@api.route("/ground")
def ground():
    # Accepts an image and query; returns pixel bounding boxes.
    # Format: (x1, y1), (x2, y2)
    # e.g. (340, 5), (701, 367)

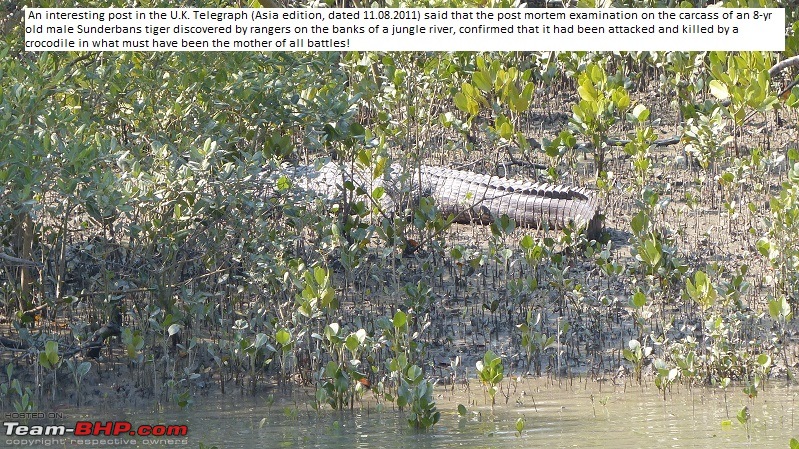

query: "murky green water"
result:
(12, 379), (799, 448)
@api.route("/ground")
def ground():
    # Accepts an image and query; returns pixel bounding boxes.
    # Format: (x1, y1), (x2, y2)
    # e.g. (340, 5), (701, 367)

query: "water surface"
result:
(18, 379), (799, 448)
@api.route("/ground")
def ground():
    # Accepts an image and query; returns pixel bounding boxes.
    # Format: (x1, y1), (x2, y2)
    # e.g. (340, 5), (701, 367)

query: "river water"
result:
(9, 378), (798, 448)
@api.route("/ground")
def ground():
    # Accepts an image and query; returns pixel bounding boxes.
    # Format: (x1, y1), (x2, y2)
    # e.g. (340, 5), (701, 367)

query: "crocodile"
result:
(279, 162), (602, 238)
(419, 165), (601, 238)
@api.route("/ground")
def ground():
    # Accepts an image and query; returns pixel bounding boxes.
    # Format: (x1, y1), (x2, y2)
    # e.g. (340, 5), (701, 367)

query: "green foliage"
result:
(456, 56), (535, 120)
(515, 416), (526, 437)
(517, 311), (555, 375)
(543, 130), (578, 175)
(769, 296), (792, 321)
(758, 158), (799, 314)
(382, 350), (439, 430)
(404, 281), (434, 314)
(297, 266), (337, 317)
(623, 104), (656, 188)
(708, 51), (778, 128)
(682, 108), (732, 170)
(1, 364), (35, 412)
(400, 365), (440, 430)
(275, 327), (295, 382)
(319, 360), (351, 410)
(736, 405), (751, 438)
(684, 270), (717, 311)
(661, 51), (706, 120)
(65, 360), (91, 390)
(476, 350), (504, 409)
(623, 339), (652, 382)
(38, 340), (60, 371)
(653, 358), (680, 399)
(570, 63), (630, 174)
(520, 234), (545, 269)
(122, 328), (145, 363)
(631, 290), (647, 308)
(628, 191), (688, 314)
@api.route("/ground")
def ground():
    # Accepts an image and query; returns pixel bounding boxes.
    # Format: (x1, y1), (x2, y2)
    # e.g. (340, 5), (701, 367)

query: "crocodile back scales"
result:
(275, 162), (601, 238)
